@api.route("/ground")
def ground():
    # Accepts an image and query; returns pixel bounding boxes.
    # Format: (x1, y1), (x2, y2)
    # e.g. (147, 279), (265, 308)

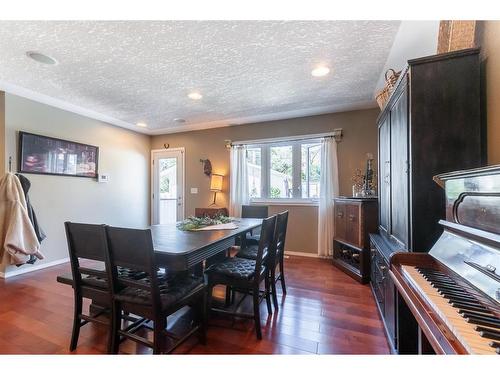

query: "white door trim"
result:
(151, 148), (185, 224)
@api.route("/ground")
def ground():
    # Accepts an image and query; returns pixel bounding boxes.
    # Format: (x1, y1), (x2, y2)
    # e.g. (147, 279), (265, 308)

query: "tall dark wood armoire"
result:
(369, 48), (484, 353)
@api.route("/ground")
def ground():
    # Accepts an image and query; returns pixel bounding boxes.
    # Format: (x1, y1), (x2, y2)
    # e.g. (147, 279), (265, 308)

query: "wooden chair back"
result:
(64, 222), (109, 289)
(242, 205), (268, 218)
(105, 226), (161, 311)
(254, 215), (277, 280)
(274, 211), (289, 264)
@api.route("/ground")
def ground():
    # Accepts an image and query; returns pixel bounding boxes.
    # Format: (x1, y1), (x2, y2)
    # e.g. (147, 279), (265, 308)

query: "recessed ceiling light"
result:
(26, 51), (58, 65)
(188, 92), (203, 100)
(311, 66), (330, 77)
(136, 122), (148, 128)
(173, 118), (186, 124)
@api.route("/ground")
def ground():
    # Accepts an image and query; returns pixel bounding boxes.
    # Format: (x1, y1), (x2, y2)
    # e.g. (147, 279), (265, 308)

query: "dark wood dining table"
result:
(57, 218), (262, 284)
(56, 218), (262, 313)
(151, 218), (262, 272)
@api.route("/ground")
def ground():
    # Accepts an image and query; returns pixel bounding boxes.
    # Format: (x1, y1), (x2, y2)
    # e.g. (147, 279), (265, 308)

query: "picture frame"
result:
(18, 131), (99, 179)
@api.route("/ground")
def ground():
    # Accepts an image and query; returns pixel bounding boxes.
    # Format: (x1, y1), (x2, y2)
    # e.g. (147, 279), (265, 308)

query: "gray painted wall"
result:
(2, 94), (151, 275)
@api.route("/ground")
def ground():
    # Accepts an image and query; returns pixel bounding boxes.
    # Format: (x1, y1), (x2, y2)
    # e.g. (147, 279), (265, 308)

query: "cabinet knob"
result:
(349, 214), (355, 221)
(337, 212), (344, 218)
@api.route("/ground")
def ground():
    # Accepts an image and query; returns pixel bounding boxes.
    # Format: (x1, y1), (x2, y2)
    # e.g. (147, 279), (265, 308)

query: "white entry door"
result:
(152, 149), (185, 224)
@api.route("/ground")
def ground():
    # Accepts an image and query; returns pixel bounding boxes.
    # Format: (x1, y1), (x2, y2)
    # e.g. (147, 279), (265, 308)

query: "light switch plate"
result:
(98, 173), (110, 183)
(190, 187), (198, 194)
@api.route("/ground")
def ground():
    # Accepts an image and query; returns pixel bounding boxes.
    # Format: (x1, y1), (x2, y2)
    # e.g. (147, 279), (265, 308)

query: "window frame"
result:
(246, 138), (322, 205)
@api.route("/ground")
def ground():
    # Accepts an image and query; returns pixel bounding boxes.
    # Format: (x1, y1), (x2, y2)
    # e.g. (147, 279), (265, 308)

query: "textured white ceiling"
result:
(0, 21), (400, 134)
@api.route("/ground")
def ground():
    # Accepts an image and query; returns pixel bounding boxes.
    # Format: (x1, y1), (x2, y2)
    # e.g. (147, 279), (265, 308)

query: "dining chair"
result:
(105, 226), (207, 354)
(236, 211), (289, 310)
(64, 222), (149, 353)
(204, 215), (277, 339)
(242, 204), (268, 238)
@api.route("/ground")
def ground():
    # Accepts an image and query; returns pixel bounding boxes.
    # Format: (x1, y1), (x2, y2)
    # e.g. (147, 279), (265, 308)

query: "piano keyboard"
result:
(401, 265), (500, 355)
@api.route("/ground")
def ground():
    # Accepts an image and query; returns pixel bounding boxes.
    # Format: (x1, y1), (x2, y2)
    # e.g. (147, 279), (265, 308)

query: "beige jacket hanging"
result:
(0, 173), (43, 265)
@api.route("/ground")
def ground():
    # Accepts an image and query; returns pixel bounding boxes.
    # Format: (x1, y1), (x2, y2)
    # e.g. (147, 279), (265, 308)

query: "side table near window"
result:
(194, 207), (229, 218)
(332, 197), (378, 284)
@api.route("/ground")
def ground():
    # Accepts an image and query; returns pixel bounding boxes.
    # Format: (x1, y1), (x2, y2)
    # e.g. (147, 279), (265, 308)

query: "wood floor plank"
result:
(0, 255), (390, 354)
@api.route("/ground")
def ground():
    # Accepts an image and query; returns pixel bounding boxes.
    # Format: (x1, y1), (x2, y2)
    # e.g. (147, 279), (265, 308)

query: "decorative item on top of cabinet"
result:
(333, 197), (378, 284)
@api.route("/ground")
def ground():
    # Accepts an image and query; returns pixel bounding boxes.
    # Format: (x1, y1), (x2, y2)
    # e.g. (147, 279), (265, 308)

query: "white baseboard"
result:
(284, 251), (319, 258)
(0, 257), (70, 279)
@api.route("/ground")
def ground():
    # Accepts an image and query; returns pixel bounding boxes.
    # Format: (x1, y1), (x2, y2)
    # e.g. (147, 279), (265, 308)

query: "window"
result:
(270, 145), (293, 198)
(246, 147), (262, 198)
(245, 139), (322, 201)
(301, 143), (321, 198)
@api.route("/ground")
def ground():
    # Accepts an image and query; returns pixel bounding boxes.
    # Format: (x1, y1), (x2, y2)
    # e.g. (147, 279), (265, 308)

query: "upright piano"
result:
(390, 165), (500, 354)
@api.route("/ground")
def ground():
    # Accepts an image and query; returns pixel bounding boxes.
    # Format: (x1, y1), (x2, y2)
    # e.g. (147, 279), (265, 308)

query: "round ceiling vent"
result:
(26, 51), (58, 65)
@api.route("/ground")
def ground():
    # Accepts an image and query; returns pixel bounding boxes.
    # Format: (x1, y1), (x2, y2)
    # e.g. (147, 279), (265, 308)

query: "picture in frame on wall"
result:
(18, 131), (99, 178)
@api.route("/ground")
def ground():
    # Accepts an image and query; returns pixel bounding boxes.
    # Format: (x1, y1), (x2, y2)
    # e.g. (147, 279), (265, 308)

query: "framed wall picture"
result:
(18, 131), (99, 178)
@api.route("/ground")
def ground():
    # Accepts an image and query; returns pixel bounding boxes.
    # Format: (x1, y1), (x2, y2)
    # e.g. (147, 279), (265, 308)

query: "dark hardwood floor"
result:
(0, 255), (390, 354)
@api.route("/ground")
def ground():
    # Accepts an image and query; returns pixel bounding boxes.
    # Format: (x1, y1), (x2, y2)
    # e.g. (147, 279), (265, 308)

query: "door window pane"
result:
(301, 144), (321, 198)
(270, 145), (293, 198)
(159, 157), (177, 224)
(247, 147), (261, 198)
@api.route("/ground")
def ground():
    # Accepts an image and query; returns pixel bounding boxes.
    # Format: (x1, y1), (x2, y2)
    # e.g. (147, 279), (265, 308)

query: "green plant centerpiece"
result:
(177, 214), (232, 231)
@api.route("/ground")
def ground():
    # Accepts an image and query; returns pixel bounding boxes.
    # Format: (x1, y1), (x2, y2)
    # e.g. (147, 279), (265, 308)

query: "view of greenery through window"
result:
(247, 147), (261, 198)
(246, 140), (321, 200)
(159, 158), (176, 197)
(301, 144), (321, 198)
(270, 145), (293, 198)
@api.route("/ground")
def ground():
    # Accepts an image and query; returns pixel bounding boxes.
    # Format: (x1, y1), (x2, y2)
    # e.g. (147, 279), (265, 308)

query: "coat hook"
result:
(163, 143), (170, 149)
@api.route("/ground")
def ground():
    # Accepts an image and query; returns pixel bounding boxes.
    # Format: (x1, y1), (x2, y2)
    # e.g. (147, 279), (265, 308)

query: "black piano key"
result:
(438, 288), (478, 298)
(451, 301), (489, 312)
(467, 317), (500, 329)
(436, 286), (470, 296)
(423, 271), (452, 277)
(490, 341), (500, 349)
(426, 277), (463, 290)
(429, 282), (464, 292)
(459, 309), (497, 319)
(477, 327), (500, 341)
(441, 294), (480, 305)
(426, 278), (460, 287)
(424, 274), (455, 282)
(427, 275), (457, 282)
(461, 311), (500, 323)
(417, 268), (445, 275)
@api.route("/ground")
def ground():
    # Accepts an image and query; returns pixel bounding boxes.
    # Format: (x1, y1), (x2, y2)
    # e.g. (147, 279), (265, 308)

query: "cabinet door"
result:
(346, 204), (360, 247)
(334, 202), (347, 242)
(390, 89), (409, 247)
(378, 115), (391, 233)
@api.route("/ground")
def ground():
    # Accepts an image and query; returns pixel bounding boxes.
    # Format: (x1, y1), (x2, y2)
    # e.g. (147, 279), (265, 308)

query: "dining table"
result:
(57, 217), (262, 291)
(151, 217), (262, 272)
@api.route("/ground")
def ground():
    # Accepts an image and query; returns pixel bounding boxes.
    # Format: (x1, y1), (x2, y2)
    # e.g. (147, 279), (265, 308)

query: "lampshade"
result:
(210, 174), (223, 192)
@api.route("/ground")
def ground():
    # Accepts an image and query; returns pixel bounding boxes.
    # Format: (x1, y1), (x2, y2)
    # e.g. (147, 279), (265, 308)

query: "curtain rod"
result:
(231, 129), (343, 146)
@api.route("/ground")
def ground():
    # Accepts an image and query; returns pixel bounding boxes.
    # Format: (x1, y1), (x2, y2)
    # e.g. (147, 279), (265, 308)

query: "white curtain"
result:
(318, 137), (339, 257)
(229, 145), (249, 218)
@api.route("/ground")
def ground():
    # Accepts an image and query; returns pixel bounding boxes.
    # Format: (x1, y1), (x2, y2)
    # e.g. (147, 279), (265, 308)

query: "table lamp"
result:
(210, 174), (223, 206)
